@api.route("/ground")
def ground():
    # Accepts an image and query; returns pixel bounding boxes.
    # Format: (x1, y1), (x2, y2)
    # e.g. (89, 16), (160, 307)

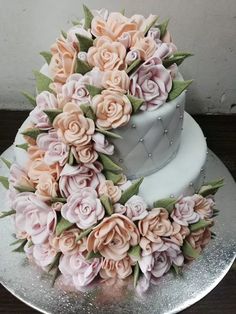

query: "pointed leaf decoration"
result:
(72, 19), (81, 26)
(153, 197), (177, 213)
(68, 148), (75, 166)
(144, 15), (159, 35)
(14, 185), (36, 193)
(76, 58), (92, 75)
(157, 19), (169, 38)
(198, 178), (224, 197)
(33, 70), (53, 93)
(12, 239), (27, 253)
(128, 245), (141, 261)
(51, 197), (67, 203)
(182, 240), (200, 259)
(0, 176), (9, 189)
(10, 238), (26, 246)
(95, 128), (122, 140)
(83, 5), (94, 30)
(21, 91), (36, 107)
(48, 252), (62, 272)
(1, 157), (12, 169)
(21, 128), (43, 140)
(61, 30), (67, 39)
(86, 251), (102, 260)
(80, 104), (96, 120)
(120, 8), (125, 15)
(40, 51), (52, 65)
(133, 263), (140, 287)
(104, 171), (123, 185)
(43, 109), (62, 124)
(119, 177), (144, 205)
(76, 227), (93, 242)
(56, 217), (74, 236)
(99, 153), (123, 173)
(126, 59), (142, 75)
(172, 264), (183, 276)
(127, 95), (144, 113)
(16, 143), (29, 151)
(51, 267), (61, 287)
(190, 219), (212, 232)
(167, 80), (193, 102)
(76, 34), (93, 52)
(100, 195), (113, 216)
(0, 209), (16, 219)
(163, 52), (193, 68)
(85, 84), (103, 97)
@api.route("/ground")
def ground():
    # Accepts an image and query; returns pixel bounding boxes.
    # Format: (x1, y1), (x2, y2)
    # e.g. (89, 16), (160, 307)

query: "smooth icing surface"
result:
(139, 113), (207, 205)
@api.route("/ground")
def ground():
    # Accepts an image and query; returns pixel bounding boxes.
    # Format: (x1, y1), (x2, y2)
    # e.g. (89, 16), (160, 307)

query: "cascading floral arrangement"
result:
(0, 5), (223, 293)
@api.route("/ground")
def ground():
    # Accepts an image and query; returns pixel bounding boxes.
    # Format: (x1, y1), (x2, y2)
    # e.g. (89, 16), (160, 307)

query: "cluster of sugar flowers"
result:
(0, 5), (223, 293)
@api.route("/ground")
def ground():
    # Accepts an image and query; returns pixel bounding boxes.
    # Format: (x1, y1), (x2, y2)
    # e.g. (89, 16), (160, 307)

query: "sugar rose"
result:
(171, 195), (200, 226)
(171, 222), (190, 246)
(66, 25), (92, 48)
(61, 187), (104, 229)
(131, 36), (157, 61)
(92, 90), (132, 130)
(87, 214), (140, 261)
(49, 38), (77, 84)
(53, 102), (95, 146)
(185, 228), (212, 260)
(58, 228), (87, 255)
(125, 195), (148, 221)
(35, 173), (58, 201)
(87, 36), (126, 71)
(102, 70), (130, 93)
(98, 180), (122, 203)
(73, 143), (98, 164)
(28, 157), (61, 183)
(130, 56), (172, 111)
(92, 132), (114, 155)
(33, 242), (57, 269)
(191, 194), (215, 220)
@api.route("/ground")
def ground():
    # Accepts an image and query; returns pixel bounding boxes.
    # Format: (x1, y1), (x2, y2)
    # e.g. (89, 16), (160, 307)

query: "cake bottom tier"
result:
(140, 113), (207, 205)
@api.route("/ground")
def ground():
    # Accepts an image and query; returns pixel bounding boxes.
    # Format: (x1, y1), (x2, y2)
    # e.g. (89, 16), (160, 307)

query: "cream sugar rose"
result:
(0, 5), (223, 294)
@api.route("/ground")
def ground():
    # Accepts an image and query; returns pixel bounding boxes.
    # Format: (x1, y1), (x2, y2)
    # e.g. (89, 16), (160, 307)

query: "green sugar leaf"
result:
(33, 70), (53, 93)
(119, 177), (144, 205)
(95, 128), (122, 140)
(157, 19), (170, 38)
(76, 33), (94, 52)
(120, 8), (125, 15)
(1, 157), (12, 169)
(127, 94), (144, 113)
(76, 227), (93, 242)
(85, 84), (103, 97)
(10, 238), (26, 246)
(0, 176), (9, 189)
(48, 252), (62, 273)
(83, 5), (94, 30)
(40, 51), (52, 65)
(144, 15), (159, 35)
(80, 103), (96, 120)
(167, 80), (193, 102)
(153, 197), (177, 213)
(172, 264), (183, 276)
(51, 267), (61, 287)
(198, 178), (224, 197)
(128, 245), (141, 261)
(99, 153), (123, 173)
(126, 59), (142, 75)
(163, 52), (193, 68)
(16, 143), (29, 151)
(133, 263), (140, 288)
(56, 217), (74, 236)
(100, 195), (113, 216)
(182, 240), (200, 259)
(12, 239), (27, 253)
(0, 209), (16, 219)
(43, 109), (62, 124)
(86, 251), (102, 260)
(190, 219), (212, 232)
(51, 197), (67, 203)
(21, 128), (42, 140)
(76, 58), (92, 75)
(104, 171), (123, 185)
(61, 29), (67, 39)
(68, 148), (75, 166)
(14, 185), (36, 193)
(21, 91), (36, 107)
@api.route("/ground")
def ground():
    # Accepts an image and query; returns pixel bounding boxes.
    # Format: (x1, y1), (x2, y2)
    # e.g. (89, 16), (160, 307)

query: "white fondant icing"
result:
(139, 113), (207, 205)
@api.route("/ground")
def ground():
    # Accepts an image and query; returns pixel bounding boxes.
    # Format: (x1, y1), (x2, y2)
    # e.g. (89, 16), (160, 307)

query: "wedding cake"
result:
(0, 6), (223, 293)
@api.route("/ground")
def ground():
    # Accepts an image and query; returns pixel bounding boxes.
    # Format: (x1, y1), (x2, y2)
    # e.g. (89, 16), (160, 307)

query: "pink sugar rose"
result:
(29, 91), (58, 130)
(92, 132), (114, 155)
(33, 241), (57, 269)
(37, 130), (69, 167)
(125, 195), (148, 221)
(61, 187), (105, 229)
(59, 162), (105, 198)
(171, 196), (200, 226)
(59, 252), (102, 288)
(191, 194), (215, 220)
(130, 56), (172, 111)
(12, 192), (57, 244)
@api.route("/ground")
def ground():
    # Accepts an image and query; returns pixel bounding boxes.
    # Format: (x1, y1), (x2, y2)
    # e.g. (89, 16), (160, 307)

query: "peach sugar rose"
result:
(87, 36), (126, 71)
(98, 180), (122, 203)
(92, 90), (132, 130)
(49, 38), (77, 84)
(53, 102), (95, 146)
(87, 214), (140, 261)
(131, 35), (157, 61)
(28, 157), (61, 183)
(35, 173), (58, 201)
(102, 70), (130, 93)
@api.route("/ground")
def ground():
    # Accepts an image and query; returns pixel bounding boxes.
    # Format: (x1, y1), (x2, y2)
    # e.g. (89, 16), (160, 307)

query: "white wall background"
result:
(0, 0), (236, 114)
